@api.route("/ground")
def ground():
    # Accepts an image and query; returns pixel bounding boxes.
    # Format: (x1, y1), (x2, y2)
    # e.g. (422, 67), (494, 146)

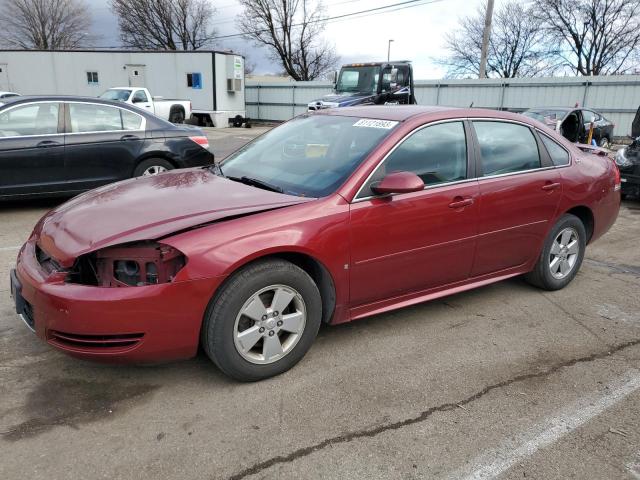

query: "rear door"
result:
(63, 102), (146, 190)
(470, 120), (562, 277)
(0, 102), (66, 197)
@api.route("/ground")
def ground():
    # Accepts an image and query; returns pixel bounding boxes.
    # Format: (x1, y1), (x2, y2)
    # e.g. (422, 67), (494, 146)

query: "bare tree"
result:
(0, 0), (94, 49)
(110, 0), (216, 50)
(442, 0), (556, 78)
(237, 0), (339, 81)
(534, 0), (640, 75)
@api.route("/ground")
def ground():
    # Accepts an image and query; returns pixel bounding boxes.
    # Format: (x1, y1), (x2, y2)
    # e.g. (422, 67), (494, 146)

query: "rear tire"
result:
(201, 259), (322, 381)
(133, 158), (174, 177)
(169, 109), (185, 124)
(525, 214), (586, 291)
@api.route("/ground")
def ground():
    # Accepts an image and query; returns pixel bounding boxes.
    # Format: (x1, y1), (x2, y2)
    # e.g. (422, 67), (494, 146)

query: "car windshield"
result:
(523, 109), (568, 124)
(100, 89), (132, 101)
(336, 66), (380, 94)
(221, 114), (399, 197)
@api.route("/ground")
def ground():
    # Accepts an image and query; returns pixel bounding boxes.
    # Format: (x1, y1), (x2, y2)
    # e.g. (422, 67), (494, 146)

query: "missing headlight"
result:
(67, 242), (186, 287)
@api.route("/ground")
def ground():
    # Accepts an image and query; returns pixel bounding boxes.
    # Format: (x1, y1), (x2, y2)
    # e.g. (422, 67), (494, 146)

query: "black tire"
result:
(169, 108), (185, 124)
(524, 214), (586, 291)
(133, 158), (174, 177)
(232, 115), (243, 128)
(201, 259), (322, 381)
(599, 137), (610, 149)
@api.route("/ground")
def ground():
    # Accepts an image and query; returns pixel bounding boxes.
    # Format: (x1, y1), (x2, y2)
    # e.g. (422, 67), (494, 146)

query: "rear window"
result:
(473, 121), (541, 176)
(540, 134), (570, 166)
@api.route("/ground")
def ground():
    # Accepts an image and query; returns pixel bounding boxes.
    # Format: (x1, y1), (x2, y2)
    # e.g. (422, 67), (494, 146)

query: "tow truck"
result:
(308, 61), (416, 111)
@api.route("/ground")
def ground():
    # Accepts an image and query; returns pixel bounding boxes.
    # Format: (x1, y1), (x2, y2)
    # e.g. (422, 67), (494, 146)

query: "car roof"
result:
(313, 105), (536, 124)
(0, 95), (141, 109)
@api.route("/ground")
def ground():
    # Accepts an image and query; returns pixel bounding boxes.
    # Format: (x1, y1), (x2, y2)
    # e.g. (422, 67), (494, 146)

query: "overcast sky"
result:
(86, 0), (503, 79)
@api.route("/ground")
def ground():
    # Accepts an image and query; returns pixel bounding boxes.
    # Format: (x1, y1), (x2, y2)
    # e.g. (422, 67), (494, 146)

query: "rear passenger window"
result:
(69, 104), (122, 133)
(121, 109), (143, 130)
(382, 121), (468, 186)
(473, 121), (541, 176)
(540, 135), (569, 166)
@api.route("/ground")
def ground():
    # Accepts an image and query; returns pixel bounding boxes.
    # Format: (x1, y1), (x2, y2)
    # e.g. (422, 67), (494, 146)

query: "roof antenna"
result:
(469, 102), (474, 108)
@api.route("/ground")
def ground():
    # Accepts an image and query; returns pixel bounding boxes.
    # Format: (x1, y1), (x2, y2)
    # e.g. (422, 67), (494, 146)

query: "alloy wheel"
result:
(549, 227), (580, 279)
(142, 165), (168, 176)
(233, 284), (307, 364)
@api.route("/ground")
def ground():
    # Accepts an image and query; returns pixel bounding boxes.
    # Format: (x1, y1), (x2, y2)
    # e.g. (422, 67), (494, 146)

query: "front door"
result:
(470, 120), (562, 276)
(131, 89), (153, 113)
(64, 102), (146, 190)
(0, 102), (66, 197)
(349, 121), (479, 306)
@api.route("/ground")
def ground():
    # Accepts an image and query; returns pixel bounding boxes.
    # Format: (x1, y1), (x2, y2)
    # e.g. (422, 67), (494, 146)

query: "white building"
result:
(0, 49), (246, 128)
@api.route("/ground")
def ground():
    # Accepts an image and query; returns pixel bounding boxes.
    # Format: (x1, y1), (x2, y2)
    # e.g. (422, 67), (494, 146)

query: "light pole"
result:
(387, 39), (394, 62)
(479, 0), (495, 78)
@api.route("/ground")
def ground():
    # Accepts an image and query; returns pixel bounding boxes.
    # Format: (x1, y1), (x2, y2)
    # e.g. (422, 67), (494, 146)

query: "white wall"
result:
(0, 50), (245, 114)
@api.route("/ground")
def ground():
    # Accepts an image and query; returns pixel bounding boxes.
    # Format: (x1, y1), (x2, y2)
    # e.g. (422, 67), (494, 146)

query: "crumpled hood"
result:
(310, 91), (374, 107)
(36, 168), (313, 267)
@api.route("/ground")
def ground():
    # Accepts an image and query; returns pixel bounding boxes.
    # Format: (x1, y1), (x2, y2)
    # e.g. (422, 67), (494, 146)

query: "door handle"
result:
(542, 182), (561, 191)
(448, 197), (474, 209)
(120, 134), (140, 141)
(36, 140), (60, 148)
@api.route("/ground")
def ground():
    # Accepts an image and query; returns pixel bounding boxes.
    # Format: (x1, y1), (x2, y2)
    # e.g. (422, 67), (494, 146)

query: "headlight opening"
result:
(69, 242), (186, 287)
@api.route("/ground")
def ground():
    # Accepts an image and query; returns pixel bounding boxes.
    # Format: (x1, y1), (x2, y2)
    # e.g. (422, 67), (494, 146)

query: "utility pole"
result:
(478, 0), (495, 79)
(387, 39), (394, 61)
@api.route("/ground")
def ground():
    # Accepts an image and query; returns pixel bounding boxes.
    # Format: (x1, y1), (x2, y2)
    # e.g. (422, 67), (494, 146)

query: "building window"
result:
(187, 73), (202, 89)
(87, 71), (99, 85)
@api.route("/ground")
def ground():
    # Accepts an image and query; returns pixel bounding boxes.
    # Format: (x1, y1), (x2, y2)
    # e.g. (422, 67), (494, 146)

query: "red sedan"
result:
(11, 106), (621, 381)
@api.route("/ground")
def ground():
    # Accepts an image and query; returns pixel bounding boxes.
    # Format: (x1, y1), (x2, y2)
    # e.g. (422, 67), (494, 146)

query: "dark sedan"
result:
(0, 96), (214, 199)
(523, 107), (615, 148)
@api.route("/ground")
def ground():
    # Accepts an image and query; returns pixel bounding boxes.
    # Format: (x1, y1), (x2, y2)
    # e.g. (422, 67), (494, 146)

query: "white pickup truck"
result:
(100, 87), (192, 124)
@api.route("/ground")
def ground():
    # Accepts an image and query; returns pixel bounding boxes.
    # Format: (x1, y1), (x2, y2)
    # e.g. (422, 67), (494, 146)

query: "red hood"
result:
(36, 168), (312, 267)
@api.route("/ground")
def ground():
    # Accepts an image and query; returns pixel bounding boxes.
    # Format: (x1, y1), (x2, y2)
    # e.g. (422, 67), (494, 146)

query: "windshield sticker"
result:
(353, 119), (399, 129)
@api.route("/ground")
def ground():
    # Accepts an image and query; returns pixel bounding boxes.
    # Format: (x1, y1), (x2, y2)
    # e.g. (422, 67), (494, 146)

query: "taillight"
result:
(189, 135), (209, 150)
(612, 159), (621, 191)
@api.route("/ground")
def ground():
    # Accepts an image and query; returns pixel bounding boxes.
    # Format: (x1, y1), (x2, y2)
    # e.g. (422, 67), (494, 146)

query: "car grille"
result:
(48, 331), (144, 350)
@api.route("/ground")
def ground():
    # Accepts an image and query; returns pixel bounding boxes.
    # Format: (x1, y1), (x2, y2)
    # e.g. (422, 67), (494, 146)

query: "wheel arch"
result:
(132, 153), (178, 175)
(212, 250), (337, 325)
(565, 205), (594, 243)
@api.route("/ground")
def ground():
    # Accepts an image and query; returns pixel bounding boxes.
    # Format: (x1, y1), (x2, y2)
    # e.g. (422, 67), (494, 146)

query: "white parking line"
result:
(0, 246), (20, 252)
(450, 370), (640, 480)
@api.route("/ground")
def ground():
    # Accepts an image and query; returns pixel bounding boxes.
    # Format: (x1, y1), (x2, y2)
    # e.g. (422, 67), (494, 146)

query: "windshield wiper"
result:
(226, 175), (284, 193)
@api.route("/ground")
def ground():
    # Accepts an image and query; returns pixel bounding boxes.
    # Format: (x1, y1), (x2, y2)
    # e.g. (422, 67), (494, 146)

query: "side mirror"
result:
(132, 97), (143, 103)
(371, 171), (424, 195)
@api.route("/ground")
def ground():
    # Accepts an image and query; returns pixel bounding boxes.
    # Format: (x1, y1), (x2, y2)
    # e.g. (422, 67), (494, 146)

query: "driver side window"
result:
(133, 90), (148, 103)
(359, 121), (467, 198)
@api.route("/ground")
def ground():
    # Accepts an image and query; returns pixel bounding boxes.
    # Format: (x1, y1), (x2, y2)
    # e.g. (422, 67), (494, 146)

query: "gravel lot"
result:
(1, 127), (639, 479)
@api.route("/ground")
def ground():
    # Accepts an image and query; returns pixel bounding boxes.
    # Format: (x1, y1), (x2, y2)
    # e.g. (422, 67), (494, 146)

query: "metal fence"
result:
(246, 75), (640, 137)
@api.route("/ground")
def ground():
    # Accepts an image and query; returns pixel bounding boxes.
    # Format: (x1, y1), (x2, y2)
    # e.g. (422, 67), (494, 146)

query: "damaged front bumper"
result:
(13, 239), (225, 363)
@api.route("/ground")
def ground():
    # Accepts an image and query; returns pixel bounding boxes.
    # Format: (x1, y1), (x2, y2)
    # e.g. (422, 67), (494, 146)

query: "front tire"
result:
(525, 214), (586, 291)
(201, 259), (322, 381)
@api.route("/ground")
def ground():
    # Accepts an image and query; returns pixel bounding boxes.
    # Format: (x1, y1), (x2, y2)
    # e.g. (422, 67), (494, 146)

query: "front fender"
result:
(163, 195), (351, 316)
